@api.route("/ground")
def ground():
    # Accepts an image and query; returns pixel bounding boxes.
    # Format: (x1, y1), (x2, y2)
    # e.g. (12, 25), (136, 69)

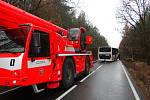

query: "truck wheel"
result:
(62, 58), (74, 88)
(85, 56), (90, 75)
(80, 32), (86, 51)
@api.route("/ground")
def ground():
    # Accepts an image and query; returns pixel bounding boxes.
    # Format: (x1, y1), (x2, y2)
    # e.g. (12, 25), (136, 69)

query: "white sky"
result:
(73, 0), (123, 48)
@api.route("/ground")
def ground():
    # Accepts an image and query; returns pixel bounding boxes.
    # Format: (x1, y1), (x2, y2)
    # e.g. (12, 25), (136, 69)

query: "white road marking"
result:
(55, 85), (77, 100)
(80, 71), (95, 83)
(56, 65), (103, 100)
(95, 65), (103, 71)
(0, 87), (21, 95)
(121, 63), (140, 100)
(80, 65), (103, 83)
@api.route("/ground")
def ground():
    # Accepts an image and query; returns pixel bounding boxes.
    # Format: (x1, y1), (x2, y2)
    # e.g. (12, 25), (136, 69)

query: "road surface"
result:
(0, 61), (144, 100)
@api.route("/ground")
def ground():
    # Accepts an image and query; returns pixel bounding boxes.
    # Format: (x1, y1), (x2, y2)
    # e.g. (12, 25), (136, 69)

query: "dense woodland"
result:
(4, 0), (108, 59)
(118, 0), (150, 64)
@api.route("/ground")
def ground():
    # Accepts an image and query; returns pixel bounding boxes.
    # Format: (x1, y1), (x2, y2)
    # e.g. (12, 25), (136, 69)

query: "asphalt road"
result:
(0, 61), (144, 100)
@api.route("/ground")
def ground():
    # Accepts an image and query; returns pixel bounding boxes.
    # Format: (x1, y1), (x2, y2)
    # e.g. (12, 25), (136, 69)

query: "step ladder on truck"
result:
(0, 1), (93, 93)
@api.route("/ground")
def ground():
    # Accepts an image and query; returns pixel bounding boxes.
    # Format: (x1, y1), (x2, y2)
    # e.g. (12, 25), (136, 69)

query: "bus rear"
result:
(98, 47), (119, 62)
(98, 47), (112, 62)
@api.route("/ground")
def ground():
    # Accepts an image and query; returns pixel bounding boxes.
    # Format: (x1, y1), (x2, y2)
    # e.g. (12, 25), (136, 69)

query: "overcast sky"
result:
(73, 0), (123, 48)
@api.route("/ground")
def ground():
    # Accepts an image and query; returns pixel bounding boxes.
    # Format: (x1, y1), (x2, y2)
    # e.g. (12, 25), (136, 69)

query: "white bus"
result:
(98, 47), (119, 62)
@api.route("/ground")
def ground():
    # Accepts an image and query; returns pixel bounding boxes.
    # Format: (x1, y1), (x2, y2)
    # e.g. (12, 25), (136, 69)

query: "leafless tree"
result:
(117, 0), (150, 30)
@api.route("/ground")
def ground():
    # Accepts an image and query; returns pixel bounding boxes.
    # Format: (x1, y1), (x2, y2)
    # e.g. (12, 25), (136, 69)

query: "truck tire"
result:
(80, 32), (86, 51)
(62, 58), (74, 88)
(85, 56), (90, 75)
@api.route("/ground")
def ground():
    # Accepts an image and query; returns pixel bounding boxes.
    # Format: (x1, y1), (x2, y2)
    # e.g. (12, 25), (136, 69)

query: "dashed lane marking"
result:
(56, 65), (103, 100)
(0, 87), (21, 95)
(55, 85), (77, 100)
(80, 70), (95, 83)
(80, 65), (103, 83)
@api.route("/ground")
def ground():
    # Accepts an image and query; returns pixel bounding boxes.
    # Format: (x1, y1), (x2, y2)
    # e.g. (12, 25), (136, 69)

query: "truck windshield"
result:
(100, 47), (111, 52)
(0, 27), (29, 53)
(68, 28), (80, 41)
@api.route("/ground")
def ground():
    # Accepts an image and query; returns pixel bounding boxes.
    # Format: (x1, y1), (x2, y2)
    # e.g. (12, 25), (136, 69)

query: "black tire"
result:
(62, 58), (74, 88)
(85, 56), (90, 75)
(80, 32), (86, 51)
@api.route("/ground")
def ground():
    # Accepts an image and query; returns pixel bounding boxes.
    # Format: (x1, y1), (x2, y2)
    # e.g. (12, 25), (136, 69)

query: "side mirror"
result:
(32, 33), (41, 47)
(68, 28), (80, 41)
(30, 32), (41, 56)
(86, 36), (92, 45)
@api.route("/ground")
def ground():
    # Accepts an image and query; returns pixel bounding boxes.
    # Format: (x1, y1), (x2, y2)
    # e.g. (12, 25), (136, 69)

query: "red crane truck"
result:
(0, 1), (93, 93)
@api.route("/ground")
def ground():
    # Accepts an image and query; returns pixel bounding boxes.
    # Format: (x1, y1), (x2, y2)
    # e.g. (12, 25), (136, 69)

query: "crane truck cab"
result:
(0, 24), (93, 93)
